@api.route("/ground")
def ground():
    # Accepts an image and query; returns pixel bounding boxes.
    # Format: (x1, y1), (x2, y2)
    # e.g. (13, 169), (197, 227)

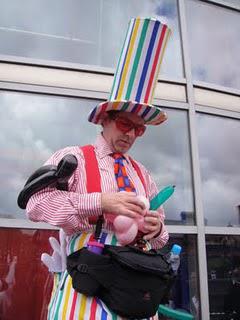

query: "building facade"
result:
(0, 0), (239, 319)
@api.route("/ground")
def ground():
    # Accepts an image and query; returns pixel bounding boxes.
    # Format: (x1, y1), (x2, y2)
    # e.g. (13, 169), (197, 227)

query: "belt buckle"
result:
(135, 239), (151, 252)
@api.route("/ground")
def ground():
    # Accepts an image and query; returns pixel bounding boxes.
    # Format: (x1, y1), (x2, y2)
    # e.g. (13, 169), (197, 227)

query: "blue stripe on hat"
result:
(88, 106), (97, 122)
(110, 20), (134, 100)
(135, 20), (160, 102)
(114, 19), (136, 100)
(141, 106), (152, 118)
(131, 103), (140, 113)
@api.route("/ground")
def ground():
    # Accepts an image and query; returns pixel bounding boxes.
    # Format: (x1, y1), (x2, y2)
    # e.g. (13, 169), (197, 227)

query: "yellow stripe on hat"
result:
(110, 18), (135, 100)
(116, 18), (140, 100)
(112, 101), (122, 110)
(150, 27), (171, 103)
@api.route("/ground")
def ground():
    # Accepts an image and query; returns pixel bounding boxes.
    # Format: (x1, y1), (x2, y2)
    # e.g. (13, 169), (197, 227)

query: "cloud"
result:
(0, 0), (183, 78)
(131, 108), (194, 222)
(0, 1), (239, 225)
(0, 92), (98, 218)
(197, 114), (240, 226)
(186, 0), (240, 89)
(1, 92), (239, 226)
(0, 92), (193, 222)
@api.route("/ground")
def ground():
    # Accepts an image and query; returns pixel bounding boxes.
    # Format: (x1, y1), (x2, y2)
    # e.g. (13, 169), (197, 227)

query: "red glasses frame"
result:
(114, 117), (146, 137)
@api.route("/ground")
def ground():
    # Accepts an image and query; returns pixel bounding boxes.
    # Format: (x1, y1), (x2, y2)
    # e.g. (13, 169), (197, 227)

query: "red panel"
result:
(0, 228), (58, 320)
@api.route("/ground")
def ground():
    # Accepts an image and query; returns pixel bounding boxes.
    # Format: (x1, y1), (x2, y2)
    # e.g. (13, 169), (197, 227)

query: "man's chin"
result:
(115, 144), (131, 154)
(113, 139), (134, 153)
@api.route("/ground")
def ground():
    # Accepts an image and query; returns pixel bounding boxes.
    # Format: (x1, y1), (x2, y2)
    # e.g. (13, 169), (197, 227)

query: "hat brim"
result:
(88, 100), (167, 126)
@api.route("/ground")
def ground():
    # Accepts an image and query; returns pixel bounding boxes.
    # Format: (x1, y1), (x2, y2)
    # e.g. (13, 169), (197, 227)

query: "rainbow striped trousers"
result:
(47, 231), (159, 320)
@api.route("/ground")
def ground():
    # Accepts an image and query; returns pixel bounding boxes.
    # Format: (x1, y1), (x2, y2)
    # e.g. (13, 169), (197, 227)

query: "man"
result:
(26, 17), (171, 319)
(26, 109), (168, 320)
(27, 110), (168, 244)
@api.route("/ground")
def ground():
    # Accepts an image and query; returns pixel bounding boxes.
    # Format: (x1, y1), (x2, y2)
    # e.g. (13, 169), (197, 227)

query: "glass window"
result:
(0, 0), (183, 78)
(163, 234), (200, 319)
(216, 0), (240, 6)
(206, 235), (240, 319)
(1, 92), (193, 224)
(197, 113), (240, 227)
(0, 229), (199, 320)
(0, 228), (58, 319)
(132, 108), (194, 225)
(186, 0), (240, 90)
(0, 91), (98, 219)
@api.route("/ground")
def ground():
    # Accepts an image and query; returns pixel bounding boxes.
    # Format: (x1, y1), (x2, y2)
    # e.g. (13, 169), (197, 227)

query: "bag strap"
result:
(80, 145), (103, 239)
(81, 145), (101, 193)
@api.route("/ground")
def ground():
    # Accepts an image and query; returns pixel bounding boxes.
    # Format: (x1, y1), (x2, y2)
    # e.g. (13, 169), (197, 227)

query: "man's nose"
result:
(126, 128), (136, 138)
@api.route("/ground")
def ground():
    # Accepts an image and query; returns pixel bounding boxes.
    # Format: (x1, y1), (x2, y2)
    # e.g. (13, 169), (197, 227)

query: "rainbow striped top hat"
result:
(88, 17), (171, 126)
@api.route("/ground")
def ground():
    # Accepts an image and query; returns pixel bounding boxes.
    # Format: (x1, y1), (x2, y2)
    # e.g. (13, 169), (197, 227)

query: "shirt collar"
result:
(94, 133), (130, 162)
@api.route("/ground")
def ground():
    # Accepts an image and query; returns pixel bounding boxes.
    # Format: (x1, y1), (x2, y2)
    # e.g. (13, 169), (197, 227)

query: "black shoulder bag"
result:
(67, 219), (175, 319)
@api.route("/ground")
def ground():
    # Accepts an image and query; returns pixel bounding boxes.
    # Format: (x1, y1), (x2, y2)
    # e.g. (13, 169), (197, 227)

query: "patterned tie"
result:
(112, 153), (146, 245)
(112, 153), (136, 192)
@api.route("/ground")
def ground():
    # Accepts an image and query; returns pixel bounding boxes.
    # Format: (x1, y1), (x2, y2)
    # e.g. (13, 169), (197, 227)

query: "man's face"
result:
(102, 112), (146, 154)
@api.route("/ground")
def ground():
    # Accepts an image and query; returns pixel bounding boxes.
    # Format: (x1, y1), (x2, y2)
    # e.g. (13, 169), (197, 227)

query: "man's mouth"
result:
(119, 139), (130, 146)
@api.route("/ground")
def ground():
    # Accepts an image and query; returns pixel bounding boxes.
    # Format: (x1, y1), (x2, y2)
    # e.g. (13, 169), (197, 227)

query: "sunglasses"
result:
(114, 117), (146, 137)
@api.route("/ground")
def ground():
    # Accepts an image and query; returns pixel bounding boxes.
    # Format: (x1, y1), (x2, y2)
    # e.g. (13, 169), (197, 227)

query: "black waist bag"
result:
(67, 245), (174, 319)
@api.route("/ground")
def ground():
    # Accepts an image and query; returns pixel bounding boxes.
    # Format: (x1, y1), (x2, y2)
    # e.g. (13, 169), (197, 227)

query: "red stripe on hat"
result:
(95, 103), (108, 123)
(144, 24), (167, 103)
(133, 103), (142, 114)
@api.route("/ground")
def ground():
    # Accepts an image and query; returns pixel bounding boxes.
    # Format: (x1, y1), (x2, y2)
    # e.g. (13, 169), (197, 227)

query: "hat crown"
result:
(88, 17), (171, 126)
(109, 17), (171, 105)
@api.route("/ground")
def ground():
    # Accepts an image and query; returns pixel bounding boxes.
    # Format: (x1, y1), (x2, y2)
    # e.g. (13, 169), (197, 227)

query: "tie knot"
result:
(112, 153), (124, 160)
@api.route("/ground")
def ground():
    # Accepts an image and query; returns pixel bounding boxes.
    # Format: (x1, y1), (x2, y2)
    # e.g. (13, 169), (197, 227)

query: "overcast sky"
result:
(0, 1), (239, 225)
(186, 0), (240, 89)
(1, 91), (239, 227)
(0, 92), (193, 223)
(0, 0), (239, 89)
(197, 114), (240, 226)
(0, 0), (182, 78)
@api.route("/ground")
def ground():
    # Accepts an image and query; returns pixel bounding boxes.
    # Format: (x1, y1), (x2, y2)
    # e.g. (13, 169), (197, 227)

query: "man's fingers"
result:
(144, 216), (159, 224)
(123, 209), (139, 219)
(143, 231), (157, 240)
(144, 224), (157, 232)
(125, 203), (145, 216)
(101, 192), (146, 218)
(125, 195), (146, 209)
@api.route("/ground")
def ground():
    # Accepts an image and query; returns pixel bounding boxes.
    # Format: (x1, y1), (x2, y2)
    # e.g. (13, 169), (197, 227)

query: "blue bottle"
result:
(169, 244), (182, 274)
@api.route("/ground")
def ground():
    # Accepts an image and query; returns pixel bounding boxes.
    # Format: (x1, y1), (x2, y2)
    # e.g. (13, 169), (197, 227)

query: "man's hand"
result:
(142, 210), (162, 240)
(101, 192), (145, 219)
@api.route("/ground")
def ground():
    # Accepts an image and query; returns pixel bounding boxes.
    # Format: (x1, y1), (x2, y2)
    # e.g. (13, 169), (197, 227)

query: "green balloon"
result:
(158, 304), (194, 320)
(150, 185), (175, 210)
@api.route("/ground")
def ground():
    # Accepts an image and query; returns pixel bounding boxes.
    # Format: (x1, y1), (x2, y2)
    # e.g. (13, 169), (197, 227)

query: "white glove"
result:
(41, 229), (67, 273)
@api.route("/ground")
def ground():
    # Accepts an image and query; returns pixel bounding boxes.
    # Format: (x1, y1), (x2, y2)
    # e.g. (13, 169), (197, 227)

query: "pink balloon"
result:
(115, 223), (138, 245)
(105, 196), (150, 245)
(113, 216), (134, 232)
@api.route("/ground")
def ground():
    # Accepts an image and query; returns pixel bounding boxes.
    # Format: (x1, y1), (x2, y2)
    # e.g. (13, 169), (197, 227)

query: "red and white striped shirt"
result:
(26, 134), (168, 249)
